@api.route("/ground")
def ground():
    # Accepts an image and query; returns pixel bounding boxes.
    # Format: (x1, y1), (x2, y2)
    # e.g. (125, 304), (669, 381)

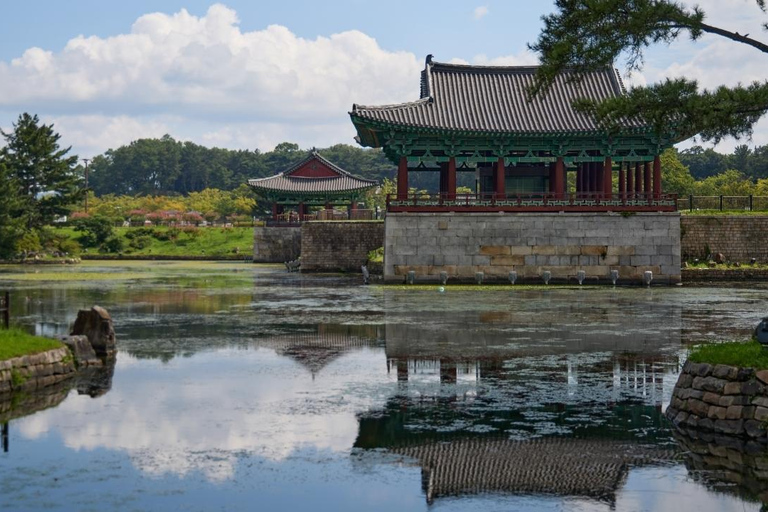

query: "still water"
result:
(1, 262), (767, 511)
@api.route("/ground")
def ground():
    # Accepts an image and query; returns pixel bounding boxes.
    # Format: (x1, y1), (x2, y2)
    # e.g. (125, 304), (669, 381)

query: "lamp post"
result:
(81, 158), (90, 213)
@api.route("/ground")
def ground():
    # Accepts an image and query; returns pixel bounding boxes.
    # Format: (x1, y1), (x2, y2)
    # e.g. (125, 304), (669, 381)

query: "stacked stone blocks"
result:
(0, 347), (75, 395)
(681, 216), (768, 262)
(666, 361), (768, 440)
(385, 212), (681, 283)
(301, 221), (384, 272)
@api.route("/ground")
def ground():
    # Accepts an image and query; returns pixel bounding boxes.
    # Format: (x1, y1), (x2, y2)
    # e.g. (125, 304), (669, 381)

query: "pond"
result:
(1, 262), (768, 511)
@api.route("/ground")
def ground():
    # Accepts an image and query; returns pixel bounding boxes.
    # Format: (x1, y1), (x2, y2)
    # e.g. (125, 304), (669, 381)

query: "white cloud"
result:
(0, 4), (421, 155)
(471, 49), (539, 66)
(473, 6), (489, 20)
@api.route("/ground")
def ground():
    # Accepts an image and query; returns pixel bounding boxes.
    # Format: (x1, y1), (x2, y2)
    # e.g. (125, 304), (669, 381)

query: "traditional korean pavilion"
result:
(248, 150), (378, 222)
(350, 55), (677, 212)
(347, 56), (682, 284)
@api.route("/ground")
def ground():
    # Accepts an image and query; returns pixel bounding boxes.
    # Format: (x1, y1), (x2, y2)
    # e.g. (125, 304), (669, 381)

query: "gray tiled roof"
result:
(393, 437), (673, 501)
(248, 151), (377, 194)
(351, 59), (645, 134)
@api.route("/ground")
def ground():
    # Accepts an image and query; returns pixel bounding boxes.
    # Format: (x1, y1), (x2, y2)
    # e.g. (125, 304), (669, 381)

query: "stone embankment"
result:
(0, 306), (116, 395)
(666, 361), (768, 441)
(0, 347), (76, 395)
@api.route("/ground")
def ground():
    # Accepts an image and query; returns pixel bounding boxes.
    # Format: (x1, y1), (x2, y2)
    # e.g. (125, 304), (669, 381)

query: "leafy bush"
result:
(125, 227), (156, 240)
(128, 235), (152, 250)
(74, 215), (114, 248)
(17, 230), (42, 254)
(100, 235), (125, 253)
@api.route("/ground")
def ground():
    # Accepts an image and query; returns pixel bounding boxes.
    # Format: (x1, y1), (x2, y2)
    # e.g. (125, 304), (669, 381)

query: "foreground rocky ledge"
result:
(666, 361), (768, 440)
(0, 306), (116, 396)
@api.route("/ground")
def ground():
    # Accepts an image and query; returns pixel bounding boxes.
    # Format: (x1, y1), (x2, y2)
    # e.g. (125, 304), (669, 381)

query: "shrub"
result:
(74, 215), (114, 248)
(128, 236), (152, 250)
(17, 231), (42, 254)
(100, 235), (125, 253)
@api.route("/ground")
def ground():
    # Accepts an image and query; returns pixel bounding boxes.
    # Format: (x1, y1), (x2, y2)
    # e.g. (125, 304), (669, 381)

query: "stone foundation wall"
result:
(301, 221), (384, 272)
(682, 268), (768, 282)
(0, 347), (75, 395)
(253, 226), (301, 263)
(666, 361), (768, 441)
(681, 216), (768, 262)
(384, 212), (681, 284)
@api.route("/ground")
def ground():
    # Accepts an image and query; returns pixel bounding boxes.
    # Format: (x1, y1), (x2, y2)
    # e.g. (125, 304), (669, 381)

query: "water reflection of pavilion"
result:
(253, 324), (383, 376)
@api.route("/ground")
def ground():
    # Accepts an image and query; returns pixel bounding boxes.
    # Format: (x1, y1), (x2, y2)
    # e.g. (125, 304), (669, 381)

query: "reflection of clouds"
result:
(16, 348), (393, 482)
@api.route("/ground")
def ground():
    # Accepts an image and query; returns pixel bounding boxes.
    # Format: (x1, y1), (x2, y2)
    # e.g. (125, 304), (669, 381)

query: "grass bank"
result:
(0, 328), (64, 361)
(54, 226), (253, 259)
(688, 341), (768, 369)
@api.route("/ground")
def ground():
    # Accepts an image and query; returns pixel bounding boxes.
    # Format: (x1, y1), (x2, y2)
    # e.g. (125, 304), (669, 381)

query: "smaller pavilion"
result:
(248, 150), (378, 223)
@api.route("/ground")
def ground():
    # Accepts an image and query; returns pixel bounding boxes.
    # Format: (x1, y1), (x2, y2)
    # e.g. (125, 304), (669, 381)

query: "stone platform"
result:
(384, 212), (681, 284)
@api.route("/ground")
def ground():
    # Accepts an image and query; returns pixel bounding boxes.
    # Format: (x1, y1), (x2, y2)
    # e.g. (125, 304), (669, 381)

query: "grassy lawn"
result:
(55, 226), (253, 258)
(0, 328), (64, 361)
(688, 341), (768, 369)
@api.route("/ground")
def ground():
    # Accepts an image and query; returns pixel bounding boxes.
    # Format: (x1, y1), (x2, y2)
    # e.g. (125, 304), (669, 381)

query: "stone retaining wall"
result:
(681, 216), (768, 262)
(666, 361), (768, 441)
(253, 226), (301, 263)
(301, 221), (384, 272)
(682, 268), (768, 282)
(0, 347), (76, 395)
(385, 212), (681, 284)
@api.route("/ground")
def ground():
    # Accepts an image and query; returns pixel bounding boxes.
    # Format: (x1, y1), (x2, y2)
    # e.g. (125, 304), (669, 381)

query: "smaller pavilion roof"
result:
(248, 151), (377, 195)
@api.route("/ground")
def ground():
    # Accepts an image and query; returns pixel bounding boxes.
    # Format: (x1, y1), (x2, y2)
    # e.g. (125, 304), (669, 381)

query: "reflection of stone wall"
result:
(674, 429), (768, 503)
(0, 379), (71, 423)
(385, 212), (681, 284)
(301, 221), (384, 272)
(666, 361), (768, 440)
(253, 226), (301, 263)
(681, 216), (768, 262)
(0, 347), (75, 395)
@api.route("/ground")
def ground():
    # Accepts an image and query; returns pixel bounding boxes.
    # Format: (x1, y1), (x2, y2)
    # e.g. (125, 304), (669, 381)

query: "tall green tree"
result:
(530, 0), (768, 142)
(0, 113), (81, 228)
(0, 161), (24, 258)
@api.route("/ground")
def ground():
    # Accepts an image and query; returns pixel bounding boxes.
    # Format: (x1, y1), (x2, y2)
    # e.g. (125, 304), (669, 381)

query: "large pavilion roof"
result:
(248, 151), (377, 196)
(351, 56), (648, 144)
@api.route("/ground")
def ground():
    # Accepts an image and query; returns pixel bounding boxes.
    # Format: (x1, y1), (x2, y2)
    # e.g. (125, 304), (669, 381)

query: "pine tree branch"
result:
(695, 22), (768, 54)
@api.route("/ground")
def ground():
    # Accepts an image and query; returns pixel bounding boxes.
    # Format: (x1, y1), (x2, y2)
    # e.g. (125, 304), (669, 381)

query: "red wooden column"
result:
(447, 157), (457, 200)
(653, 155), (662, 197)
(644, 161), (652, 197)
(272, 202), (278, 221)
(592, 162), (605, 197)
(548, 163), (556, 194)
(298, 203), (306, 219)
(589, 163), (598, 196)
(618, 163), (626, 199)
(554, 157), (565, 198)
(439, 163), (447, 195)
(397, 156), (408, 200)
(603, 157), (612, 199)
(634, 163), (642, 197)
(626, 162), (634, 197)
(576, 164), (582, 195)
(496, 158), (506, 199)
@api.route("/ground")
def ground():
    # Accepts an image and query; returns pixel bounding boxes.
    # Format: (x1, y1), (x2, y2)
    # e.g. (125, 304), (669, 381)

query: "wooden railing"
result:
(386, 193), (678, 212)
(266, 209), (375, 226)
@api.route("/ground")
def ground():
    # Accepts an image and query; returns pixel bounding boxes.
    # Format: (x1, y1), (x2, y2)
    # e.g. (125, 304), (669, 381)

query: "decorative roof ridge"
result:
(351, 97), (432, 114)
(248, 173), (285, 184)
(260, 150), (376, 184)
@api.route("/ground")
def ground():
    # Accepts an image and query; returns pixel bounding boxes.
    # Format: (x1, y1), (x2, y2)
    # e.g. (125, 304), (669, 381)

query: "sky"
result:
(0, 0), (766, 159)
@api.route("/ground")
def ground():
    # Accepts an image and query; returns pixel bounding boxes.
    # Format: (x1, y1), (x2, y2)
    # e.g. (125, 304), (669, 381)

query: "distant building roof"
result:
(351, 57), (647, 142)
(248, 151), (377, 195)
